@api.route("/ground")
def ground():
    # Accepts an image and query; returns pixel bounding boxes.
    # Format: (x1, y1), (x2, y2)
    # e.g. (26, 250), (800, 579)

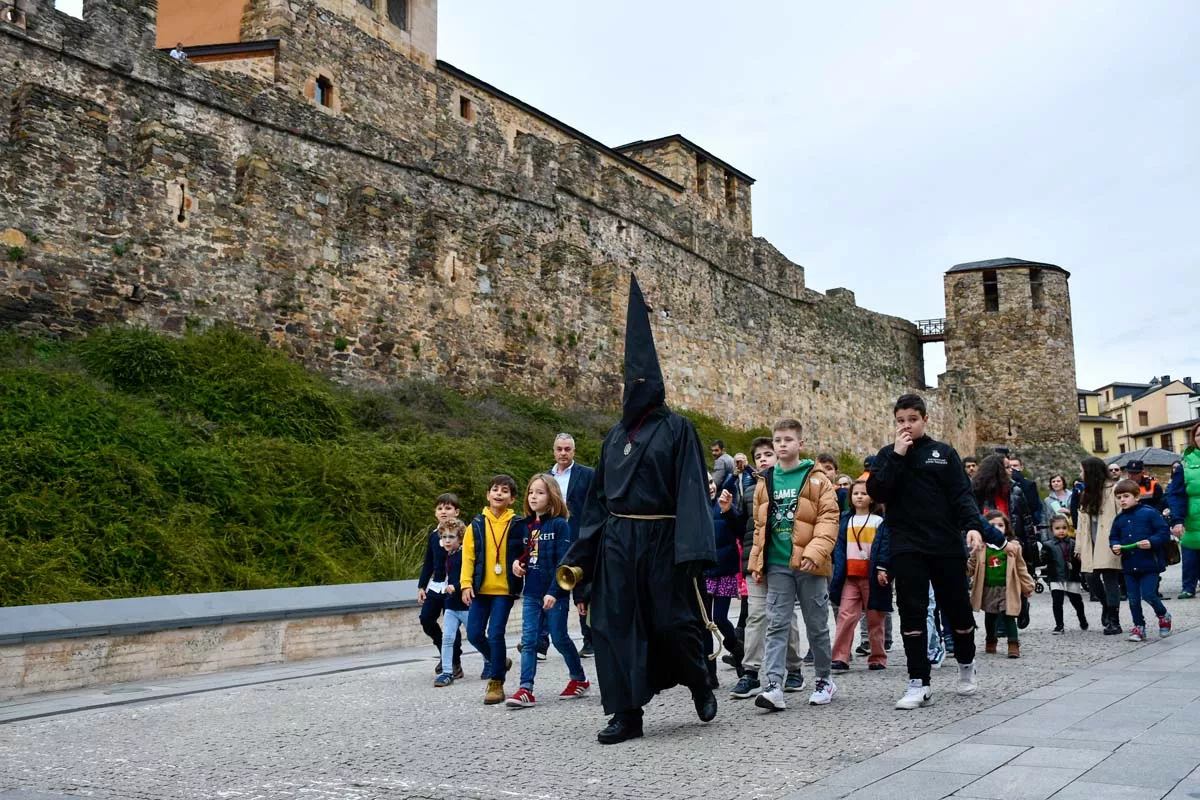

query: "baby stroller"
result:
(1032, 539), (1048, 594)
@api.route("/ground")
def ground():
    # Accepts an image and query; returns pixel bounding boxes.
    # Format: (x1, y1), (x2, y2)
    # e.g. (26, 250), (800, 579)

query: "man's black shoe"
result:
(691, 686), (718, 722)
(597, 715), (643, 745)
(580, 643), (594, 658)
(854, 643), (870, 657)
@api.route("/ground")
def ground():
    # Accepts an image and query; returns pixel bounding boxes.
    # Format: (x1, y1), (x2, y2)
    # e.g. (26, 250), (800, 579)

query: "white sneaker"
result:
(895, 679), (932, 709)
(956, 661), (977, 695)
(754, 681), (787, 711)
(808, 677), (837, 705)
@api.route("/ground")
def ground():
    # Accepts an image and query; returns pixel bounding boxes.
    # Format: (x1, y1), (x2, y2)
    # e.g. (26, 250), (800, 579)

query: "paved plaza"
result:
(3, 566), (1200, 800)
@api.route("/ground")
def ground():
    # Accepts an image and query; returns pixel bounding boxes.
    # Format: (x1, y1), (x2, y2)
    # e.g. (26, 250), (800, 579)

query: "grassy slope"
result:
(1, 327), (839, 606)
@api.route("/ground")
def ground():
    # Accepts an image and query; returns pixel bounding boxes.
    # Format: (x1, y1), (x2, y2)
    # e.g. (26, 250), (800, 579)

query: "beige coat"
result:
(748, 467), (840, 577)
(1077, 479), (1122, 572)
(968, 543), (1034, 614)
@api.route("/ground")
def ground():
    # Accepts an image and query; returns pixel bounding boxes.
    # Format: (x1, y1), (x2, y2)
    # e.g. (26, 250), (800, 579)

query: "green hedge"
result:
(0, 326), (776, 606)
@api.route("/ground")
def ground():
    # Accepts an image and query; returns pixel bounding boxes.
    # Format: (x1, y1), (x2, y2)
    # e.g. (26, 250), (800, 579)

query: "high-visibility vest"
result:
(1138, 476), (1159, 498)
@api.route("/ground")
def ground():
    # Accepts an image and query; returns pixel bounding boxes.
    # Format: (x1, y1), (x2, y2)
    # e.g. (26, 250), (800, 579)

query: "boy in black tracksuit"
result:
(417, 493), (464, 677)
(867, 394), (1012, 710)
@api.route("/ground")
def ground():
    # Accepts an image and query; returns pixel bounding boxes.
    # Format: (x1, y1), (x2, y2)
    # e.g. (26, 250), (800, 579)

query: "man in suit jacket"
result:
(551, 433), (597, 657)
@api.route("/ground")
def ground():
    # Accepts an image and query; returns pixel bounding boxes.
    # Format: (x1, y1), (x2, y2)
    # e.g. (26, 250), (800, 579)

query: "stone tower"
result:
(943, 257), (1079, 451)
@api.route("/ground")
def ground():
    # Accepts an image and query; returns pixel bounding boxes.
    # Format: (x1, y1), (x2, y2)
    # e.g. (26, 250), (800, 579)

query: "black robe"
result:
(562, 406), (716, 714)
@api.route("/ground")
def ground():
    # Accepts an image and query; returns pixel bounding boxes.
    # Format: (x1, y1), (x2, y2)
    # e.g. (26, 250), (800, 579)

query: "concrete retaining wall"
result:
(0, 581), (526, 699)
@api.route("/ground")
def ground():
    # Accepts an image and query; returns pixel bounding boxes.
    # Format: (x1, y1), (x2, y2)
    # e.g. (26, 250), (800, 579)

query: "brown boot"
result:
(1007, 641), (1020, 659)
(484, 679), (505, 704)
(985, 638), (998, 654)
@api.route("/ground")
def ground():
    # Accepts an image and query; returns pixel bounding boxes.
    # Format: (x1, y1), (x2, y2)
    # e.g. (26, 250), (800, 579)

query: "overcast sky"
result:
(441, 1), (1199, 390)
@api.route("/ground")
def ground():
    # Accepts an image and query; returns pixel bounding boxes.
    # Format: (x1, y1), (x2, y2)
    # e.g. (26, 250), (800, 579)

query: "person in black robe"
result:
(560, 275), (718, 745)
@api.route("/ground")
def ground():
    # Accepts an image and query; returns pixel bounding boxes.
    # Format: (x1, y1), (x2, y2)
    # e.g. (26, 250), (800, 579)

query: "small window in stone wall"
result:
(174, 179), (189, 224)
(724, 171), (737, 210)
(459, 95), (475, 122)
(982, 269), (999, 312)
(696, 156), (709, 197)
(166, 178), (192, 227)
(305, 73), (341, 113)
(1, 4), (28, 27)
(387, 0), (407, 29)
(315, 75), (334, 108)
(1029, 267), (1044, 309)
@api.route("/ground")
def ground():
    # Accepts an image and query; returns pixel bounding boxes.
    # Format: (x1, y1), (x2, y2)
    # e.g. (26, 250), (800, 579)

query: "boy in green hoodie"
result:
(461, 474), (523, 704)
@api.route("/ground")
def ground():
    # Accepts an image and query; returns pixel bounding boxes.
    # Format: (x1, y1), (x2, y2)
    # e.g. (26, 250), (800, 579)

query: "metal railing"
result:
(915, 318), (946, 341)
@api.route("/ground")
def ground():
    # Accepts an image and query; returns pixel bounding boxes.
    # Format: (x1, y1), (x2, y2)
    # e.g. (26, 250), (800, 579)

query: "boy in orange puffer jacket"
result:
(748, 418), (841, 712)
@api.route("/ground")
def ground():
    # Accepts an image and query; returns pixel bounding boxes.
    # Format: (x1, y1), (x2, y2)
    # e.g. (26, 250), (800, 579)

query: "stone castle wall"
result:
(0, 0), (975, 455)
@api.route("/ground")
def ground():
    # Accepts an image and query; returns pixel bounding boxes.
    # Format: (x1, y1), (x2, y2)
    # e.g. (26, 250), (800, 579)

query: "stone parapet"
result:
(0, 581), (526, 699)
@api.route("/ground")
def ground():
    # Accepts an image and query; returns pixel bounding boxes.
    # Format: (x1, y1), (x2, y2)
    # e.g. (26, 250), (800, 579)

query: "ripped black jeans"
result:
(892, 553), (976, 682)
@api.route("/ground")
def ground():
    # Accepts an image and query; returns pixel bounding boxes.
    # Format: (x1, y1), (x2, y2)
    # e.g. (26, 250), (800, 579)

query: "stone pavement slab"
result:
(4, 566), (1200, 800)
(916, 742), (1027, 775)
(1049, 783), (1169, 799)
(1009, 746), (1110, 769)
(1080, 743), (1200, 790)
(954, 764), (1084, 799)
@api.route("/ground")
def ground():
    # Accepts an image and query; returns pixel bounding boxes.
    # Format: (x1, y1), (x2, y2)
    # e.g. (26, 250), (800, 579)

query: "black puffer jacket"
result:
(1043, 536), (1083, 584)
(740, 477), (756, 576)
(979, 484), (1040, 568)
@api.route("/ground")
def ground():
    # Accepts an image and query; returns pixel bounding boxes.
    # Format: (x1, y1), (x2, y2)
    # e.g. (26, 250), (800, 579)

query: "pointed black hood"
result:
(621, 275), (666, 429)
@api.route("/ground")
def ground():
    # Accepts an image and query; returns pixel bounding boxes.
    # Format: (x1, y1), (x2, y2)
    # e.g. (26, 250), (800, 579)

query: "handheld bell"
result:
(556, 565), (584, 592)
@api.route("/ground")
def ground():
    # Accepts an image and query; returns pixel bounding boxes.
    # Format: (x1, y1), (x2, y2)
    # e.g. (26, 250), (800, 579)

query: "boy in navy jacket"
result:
(1109, 478), (1172, 642)
(417, 493), (463, 677)
(506, 475), (590, 707)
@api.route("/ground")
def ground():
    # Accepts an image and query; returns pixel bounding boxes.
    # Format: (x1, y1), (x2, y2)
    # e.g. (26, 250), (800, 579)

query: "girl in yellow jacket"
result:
(968, 510), (1035, 659)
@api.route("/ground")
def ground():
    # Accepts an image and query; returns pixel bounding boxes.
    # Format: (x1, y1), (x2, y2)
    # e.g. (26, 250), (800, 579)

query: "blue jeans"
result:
(536, 614), (550, 653)
(441, 608), (469, 675)
(1125, 572), (1168, 628)
(519, 595), (585, 690)
(1182, 547), (1200, 594)
(420, 590), (462, 663)
(467, 594), (515, 681)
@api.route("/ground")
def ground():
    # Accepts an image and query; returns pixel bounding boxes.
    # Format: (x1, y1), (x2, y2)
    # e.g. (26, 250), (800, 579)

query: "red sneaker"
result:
(558, 679), (591, 699)
(505, 688), (536, 708)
